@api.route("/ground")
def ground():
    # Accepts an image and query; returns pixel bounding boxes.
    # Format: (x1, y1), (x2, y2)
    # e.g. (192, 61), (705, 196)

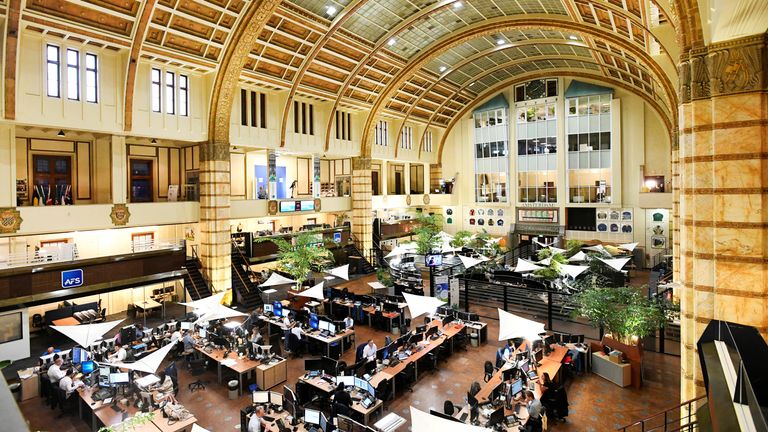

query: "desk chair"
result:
(187, 358), (208, 392)
(287, 333), (305, 358)
(375, 378), (394, 410)
(384, 335), (392, 346)
(452, 331), (468, 352)
(483, 361), (495, 383)
(495, 348), (505, 369)
(443, 400), (459, 416)
(354, 343), (367, 364)
(395, 363), (415, 394)
(40, 375), (55, 408)
(56, 388), (77, 416)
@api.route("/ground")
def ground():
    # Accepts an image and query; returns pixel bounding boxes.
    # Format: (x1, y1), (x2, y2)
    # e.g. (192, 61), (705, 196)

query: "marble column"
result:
(677, 34), (768, 405)
(351, 157), (373, 254)
(199, 140), (231, 292)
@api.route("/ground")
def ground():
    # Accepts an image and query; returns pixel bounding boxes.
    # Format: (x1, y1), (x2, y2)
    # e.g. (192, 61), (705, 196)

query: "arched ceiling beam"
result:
(278, 0), (376, 148)
(123, 0), (157, 132)
(435, 69), (675, 163)
(321, 0), (458, 152)
(207, 0), (281, 144)
(3, 0), (21, 120)
(360, 15), (679, 158)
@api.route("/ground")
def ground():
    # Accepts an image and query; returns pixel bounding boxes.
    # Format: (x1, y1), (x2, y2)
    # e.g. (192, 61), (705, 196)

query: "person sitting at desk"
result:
(151, 370), (178, 405)
(362, 340), (377, 362)
(170, 327), (182, 344)
(250, 327), (263, 345)
(42, 346), (60, 356)
(522, 390), (543, 432)
(135, 323), (145, 339)
(182, 331), (196, 354)
(47, 357), (66, 383)
(108, 342), (127, 363)
(248, 406), (267, 432)
(290, 323), (304, 339)
(58, 368), (84, 398)
(343, 315), (354, 329)
(502, 339), (517, 362)
(540, 372), (568, 422)
(283, 312), (295, 351)
(332, 382), (353, 417)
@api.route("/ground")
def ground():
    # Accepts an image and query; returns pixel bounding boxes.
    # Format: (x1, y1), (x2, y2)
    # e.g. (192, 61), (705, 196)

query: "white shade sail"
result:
(112, 339), (176, 374)
(497, 308), (546, 342)
(533, 238), (554, 248)
(437, 231), (454, 242)
(194, 303), (247, 323)
(440, 241), (461, 253)
(514, 258), (543, 273)
(458, 254), (489, 269)
(567, 251), (587, 262)
(549, 246), (567, 255)
(191, 424), (211, 432)
(584, 245), (610, 256)
(619, 242), (638, 252)
(50, 319), (124, 348)
(385, 242), (418, 258)
(295, 281), (325, 300)
(410, 406), (490, 432)
(537, 257), (552, 266)
(559, 264), (590, 279)
(258, 272), (296, 287)
(403, 292), (446, 319)
(178, 291), (226, 310)
(598, 257), (632, 272)
(325, 264), (349, 281)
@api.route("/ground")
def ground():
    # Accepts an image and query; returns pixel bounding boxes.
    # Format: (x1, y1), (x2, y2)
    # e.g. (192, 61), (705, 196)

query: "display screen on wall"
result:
(517, 208), (558, 224)
(0, 312), (22, 344)
(279, 200), (316, 213)
(300, 200), (315, 212)
(279, 201), (297, 212)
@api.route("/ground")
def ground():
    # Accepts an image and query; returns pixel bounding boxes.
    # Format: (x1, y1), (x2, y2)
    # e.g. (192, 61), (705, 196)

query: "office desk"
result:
(304, 327), (356, 358)
(52, 316), (80, 326)
(464, 321), (489, 345)
(78, 386), (142, 432)
(17, 368), (39, 401)
(329, 299), (405, 332)
(151, 409), (198, 432)
(242, 408), (312, 432)
(195, 346), (287, 394)
(298, 375), (384, 425)
(135, 299), (163, 315)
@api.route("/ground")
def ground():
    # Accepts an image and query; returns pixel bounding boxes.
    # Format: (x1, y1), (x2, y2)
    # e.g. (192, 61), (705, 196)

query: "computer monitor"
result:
(425, 254), (443, 267)
(283, 385), (297, 405)
(467, 312), (479, 322)
(383, 302), (398, 313)
(327, 322), (336, 334)
(442, 314), (454, 327)
(354, 377), (366, 390)
(365, 381), (375, 397)
(81, 361), (95, 374)
(273, 301), (283, 317)
(319, 412), (328, 432)
(180, 322), (193, 330)
(72, 346), (89, 364)
(309, 314), (319, 330)
(120, 326), (137, 344)
(264, 304), (274, 313)
(519, 359), (530, 373)
(415, 325), (427, 333)
(253, 391), (269, 404)
(534, 349), (544, 363)
(99, 366), (110, 377)
(304, 408), (321, 425)
(502, 367), (516, 382)
(336, 376), (355, 387)
(376, 344), (390, 361)
(543, 335), (555, 347)
(511, 378), (523, 396)
(408, 332), (424, 345)
(321, 356), (338, 375)
(109, 372), (129, 385)
(424, 326), (438, 338)
(318, 320), (329, 332)
(488, 407), (505, 427)
(269, 391), (283, 407)
(305, 358), (325, 372)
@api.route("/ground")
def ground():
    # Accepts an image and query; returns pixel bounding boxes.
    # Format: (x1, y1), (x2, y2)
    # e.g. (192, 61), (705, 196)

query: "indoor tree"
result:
(413, 212), (443, 255)
(256, 230), (334, 290)
(449, 230), (473, 249)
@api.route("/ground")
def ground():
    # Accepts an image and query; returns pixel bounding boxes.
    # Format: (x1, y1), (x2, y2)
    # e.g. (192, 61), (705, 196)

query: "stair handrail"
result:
(231, 260), (255, 295)
(617, 394), (706, 432)
(183, 260), (202, 300)
(231, 238), (261, 293)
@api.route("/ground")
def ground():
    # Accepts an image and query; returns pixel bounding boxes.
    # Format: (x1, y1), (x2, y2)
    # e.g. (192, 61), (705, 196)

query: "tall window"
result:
(165, 71), (175, 114)
(335, 111), (352, 140)
(400, 126), (413, 150)
(374, 120), (388, 146)
(46, 45), (60, 98)
(516, 93), (558, 203)
(240, 89), (248, 125)
(422, 131), (433, 152)
(473, 108), (509, 203)
(240, 88), (266, 128)
(66, 49), (79, 100)
(179, 74), (189, 116)
(85, 53), (98, 103)
(293, 102), (314, 135)
(250, 90), (257, 126)
(259, 93), (266, 128)
(566, 93), (612, 203)
(151, 68), (161, 112)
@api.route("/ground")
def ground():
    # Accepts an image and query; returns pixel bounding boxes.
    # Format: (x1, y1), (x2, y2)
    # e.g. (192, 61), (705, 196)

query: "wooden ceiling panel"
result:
(165, 34), (206, 56)
(86, 0), (140, 16)
(146, 28), (164, 44)
(152, 9), (172, 26)
(205, 46), (220, 61)
(176, 0), (221, 24)
(170, 15), (214, 40)
(315, 50), (355, 71)
(255, 62), (286, 79)
(27, 0), (134, 36)
(219, 13), (236, 29)
(303, 76), (340, 94)
(307, 64), (347, 82)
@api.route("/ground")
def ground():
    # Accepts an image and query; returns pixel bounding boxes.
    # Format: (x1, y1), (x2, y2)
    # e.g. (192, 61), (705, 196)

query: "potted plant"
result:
(413, 212), (443, 255)
(98, 412), (155, 432)
(376, 267), (394, 288)
(256, 230), (334, 290)
(449, 230), (473, 249)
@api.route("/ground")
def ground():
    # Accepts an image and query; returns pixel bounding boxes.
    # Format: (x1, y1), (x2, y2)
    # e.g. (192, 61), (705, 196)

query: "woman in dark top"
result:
(333, 382), (352, 417)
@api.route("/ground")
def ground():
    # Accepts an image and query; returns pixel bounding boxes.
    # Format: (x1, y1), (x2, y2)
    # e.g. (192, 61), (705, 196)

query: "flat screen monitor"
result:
(425, 254), (443, 267)
(199, 328), (207, 338)
(354, 377), (366, 390)
(273, 301), (283, 317)
(383, 302), (398, 313)
(489, 407), (505, 426)
(519, 359), (530, 373)
(81, 361), (95, 374)
(309, 314), (319, 330)
(120, 326), (136, 344)
(365, 381), (375, 397)
(511, 378), (523, 396)
(305, 358), (324, 372)
(269, 391), (283, 407)
(109, 372), (129, 384)
(424, 326), (438, 338)
(253, 391), (269, 404)
(408, 332), (424, 345)
(376, 345), (390, 361)
(304, 408), (321, 425)
(336, 376), (355, 387)
(283, 385), (297, 405)
(264, 304), (274, 313)
(442, 315), (454, 327)
(415, 325), (427, 333)
(544, 335), (555, 347)
(319, 412), (328, 432)
(99, 366), (110, 377)
(321, 357), (338, 375)
(72, 346), (89, 364)
(534, 349), (544, 362)
(180, 322), (193, 330)
(327, 323), (336, 334)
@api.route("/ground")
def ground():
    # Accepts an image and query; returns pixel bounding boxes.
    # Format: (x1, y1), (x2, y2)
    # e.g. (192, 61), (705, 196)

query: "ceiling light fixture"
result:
(453, 1), (463, 8)
(569, 35), (578, 40)
(496, 39), (505, 45)
(387, 38), (396, 46)
(439, 66), (447, 72)
(469, 82), (475, 87)
(326, 5), (337, 16)
(57, 130), (65, 137)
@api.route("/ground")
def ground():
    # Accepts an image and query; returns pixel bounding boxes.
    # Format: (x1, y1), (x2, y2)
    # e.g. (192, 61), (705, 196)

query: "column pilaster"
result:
(199, 140), (231, 292)
(429, 163), (442, 194)
(352, 157), (373, 254)
(0, 123), (16, 207)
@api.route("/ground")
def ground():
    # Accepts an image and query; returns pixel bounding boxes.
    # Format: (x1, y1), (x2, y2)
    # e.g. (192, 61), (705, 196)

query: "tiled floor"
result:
(16, 273), (680, 431)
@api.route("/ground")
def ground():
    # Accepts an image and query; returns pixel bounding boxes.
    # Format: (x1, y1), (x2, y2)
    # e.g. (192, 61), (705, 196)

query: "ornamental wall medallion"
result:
(268, 200), (278, 215)
(110, 204), (131, 226)
(423, 194), (430, 205)
(314, 198), (322, 212)
(0, 207), (22, 233)
(406, 195), (412, 205)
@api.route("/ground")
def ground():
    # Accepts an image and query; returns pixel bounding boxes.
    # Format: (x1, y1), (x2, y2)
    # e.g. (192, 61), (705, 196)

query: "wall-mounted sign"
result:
(333, 232), (342, 243)
(109, 204), (131, 226)
(61, 269), (83, 288)
(278, 200), (317, 213)
(517, 208), (559, 224)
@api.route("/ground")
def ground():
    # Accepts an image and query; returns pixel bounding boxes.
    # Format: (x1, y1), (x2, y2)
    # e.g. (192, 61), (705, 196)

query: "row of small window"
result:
(46, 45), (98, 103)
(566, 94), (611, 116)
(475, 173), (508, 203)
(518, 137), (557, 155)
(293, 101), (314, 135)
(240, 89), (267, 128)
(401, 126), (413, 150)
(516, 103), (556, 123)
(374, 120), (388, 146)
(423, 131), (433, 153)
(473, 109), (506, 128)
(335, 111), (352, 141)
(151, 68), (189, 116)
(475, 141), (508, 158)
(567, 132), (611, 151)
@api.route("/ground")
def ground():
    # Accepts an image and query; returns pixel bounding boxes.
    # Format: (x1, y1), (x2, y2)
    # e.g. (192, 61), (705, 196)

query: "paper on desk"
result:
(221, 359), (237, 367)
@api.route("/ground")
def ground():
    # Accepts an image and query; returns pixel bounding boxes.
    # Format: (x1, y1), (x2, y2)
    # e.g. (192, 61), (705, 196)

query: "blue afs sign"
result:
(61, 269), (84, 288)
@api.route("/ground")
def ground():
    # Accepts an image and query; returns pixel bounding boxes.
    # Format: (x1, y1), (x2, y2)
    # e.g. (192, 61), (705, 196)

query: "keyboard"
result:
(263, 416), (275, 422)
(460, 412), (468, 422)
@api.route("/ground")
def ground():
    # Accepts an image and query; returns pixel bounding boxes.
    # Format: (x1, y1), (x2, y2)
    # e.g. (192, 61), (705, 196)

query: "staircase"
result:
(183, 256), (212, 300)
(231, 240), (263, 309)
(617, 395), (705, 432)
(345, 242), (376, 275)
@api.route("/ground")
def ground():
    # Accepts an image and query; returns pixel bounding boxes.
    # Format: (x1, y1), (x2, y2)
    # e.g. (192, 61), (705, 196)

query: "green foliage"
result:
(537, 248), (553, 260)
(571, 284), (675, 344)
(376, 267), (394, 287)
(256, 230), (334, 289)
(414, 212), (443, 255)
(450, 230), (473, 249)
(565, 239), (584, 256)
(98, 412), (155, 432)
(533, 252), (567, 280)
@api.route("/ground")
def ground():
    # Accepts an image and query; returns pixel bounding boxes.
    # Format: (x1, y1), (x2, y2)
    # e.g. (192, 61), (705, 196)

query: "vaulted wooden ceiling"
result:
(16, 0), (680, 133)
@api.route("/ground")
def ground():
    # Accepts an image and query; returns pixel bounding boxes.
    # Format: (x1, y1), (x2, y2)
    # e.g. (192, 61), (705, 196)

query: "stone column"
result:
(111, 135), (127, 204)
(0, 123), (16, 207)
(677, 34), (768, 405)
(199, 140), (231, 292)
(312, 155), (321, 198)
(351, 157), (373, 254)
(429, 163), (442, 194)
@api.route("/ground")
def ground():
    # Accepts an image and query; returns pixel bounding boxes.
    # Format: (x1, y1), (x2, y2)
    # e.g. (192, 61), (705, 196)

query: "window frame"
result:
(165, 71), (175, 115)
(151, 68), (162, 113)
(85, 53), (98, 103)
(179, 74), (189, 117)
(46, 44), (61, 98)
(66, 48), (80, 101)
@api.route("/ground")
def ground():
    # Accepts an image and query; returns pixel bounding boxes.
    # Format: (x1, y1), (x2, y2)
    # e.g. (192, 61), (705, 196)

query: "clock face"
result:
(526, 80), (546, 100)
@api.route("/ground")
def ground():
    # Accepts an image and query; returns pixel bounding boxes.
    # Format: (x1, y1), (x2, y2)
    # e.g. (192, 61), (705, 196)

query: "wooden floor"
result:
(17, 274), (680, 432)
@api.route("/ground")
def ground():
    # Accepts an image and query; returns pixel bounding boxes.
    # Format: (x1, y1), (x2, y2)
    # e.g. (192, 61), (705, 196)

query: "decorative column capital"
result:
(199, 140), (230, 162)
(351, 156), (372, 171)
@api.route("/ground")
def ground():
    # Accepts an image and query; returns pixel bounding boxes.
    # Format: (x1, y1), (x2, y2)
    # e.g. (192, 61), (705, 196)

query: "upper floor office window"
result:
(151, 68), (162, 112)
(46, 45), (61, 98)
(240, 88), (267, 128)
(374, 120), (388, 146)
(335, 111), (352, 140)
(66, 49), (79, 100)
(85, 53), (98, 103)
(422, 131), (433, 152)
(400, 126), (413, 150)
(179, 74), (189, 116)
(165, 71), (175, 115)
(151, 68), (188, 116)
(293, 101), (314, 135)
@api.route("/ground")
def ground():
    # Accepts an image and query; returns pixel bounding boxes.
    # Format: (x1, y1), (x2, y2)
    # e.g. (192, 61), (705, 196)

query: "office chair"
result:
(399, 324), (409, 336)
(453, 330), (468, 352)
(188, 358), (208, 392)
(354, 343), (367, 364)
(483, 361), (495, 383)
(495, 348), (505, 369)
(56, 389), (77, 416)
(384, 335), (392, 346)
(395, 363), (415, 393)
(375, 378), (393, 410)
(443, 400), (457, 416)
(287, 333), (305, 358)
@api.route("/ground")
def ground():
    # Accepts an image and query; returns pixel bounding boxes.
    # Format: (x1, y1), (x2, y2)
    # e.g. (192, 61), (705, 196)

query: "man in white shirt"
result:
(170, 329), (182, 343)
(362, 340), (377, 362)
(248, 406), (266, 432)
(58, 369), (84, 398)
(343, 315), (354, 329)
(282, 312), (294, 350)
(109, 342), (127, 363)
(47, 358), (66, 384)
(290, 324), (304, 339)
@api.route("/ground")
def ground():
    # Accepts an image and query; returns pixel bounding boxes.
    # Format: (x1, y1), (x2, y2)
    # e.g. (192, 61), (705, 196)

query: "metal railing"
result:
(618, 394), (706, 432)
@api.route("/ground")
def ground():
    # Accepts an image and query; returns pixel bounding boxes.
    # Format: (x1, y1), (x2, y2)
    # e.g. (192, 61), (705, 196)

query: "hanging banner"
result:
(449, 277), (460, 308)
(434, 275), (449, 302)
